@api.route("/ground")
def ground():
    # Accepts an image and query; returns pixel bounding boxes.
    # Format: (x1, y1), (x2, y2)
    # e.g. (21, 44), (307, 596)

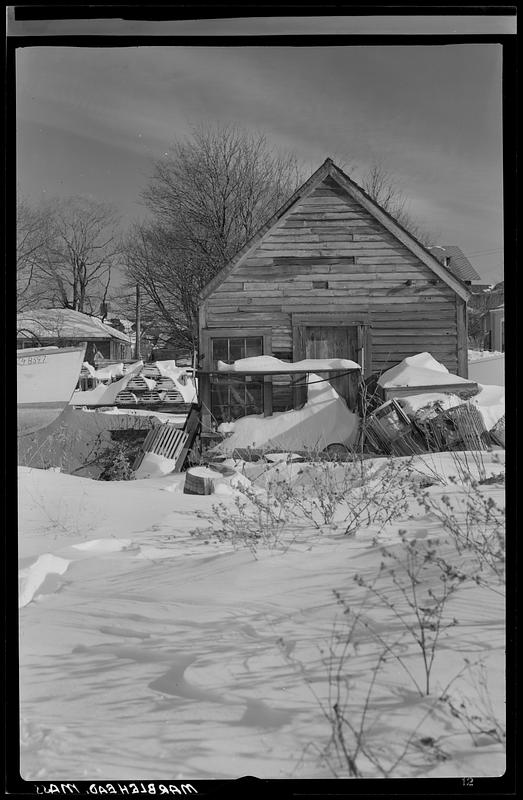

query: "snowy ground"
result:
(18, 450), (505, 781)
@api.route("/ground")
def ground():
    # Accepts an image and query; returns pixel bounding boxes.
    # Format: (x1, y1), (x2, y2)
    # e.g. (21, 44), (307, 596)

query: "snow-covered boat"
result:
(17, 345), (87, 435)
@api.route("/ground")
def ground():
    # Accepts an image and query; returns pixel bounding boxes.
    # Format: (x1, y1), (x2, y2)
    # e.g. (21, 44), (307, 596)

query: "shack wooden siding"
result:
(203, 177), (462, 375)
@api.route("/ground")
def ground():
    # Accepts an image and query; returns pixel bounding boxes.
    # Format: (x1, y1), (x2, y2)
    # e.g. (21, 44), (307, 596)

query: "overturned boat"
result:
(17, 344), (87, 435)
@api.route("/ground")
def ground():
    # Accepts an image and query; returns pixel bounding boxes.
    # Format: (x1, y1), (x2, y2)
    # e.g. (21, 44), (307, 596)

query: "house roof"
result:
(17, 308), (132, 343)
(200, 158), (471, 303)
(428, 245), (481, 282)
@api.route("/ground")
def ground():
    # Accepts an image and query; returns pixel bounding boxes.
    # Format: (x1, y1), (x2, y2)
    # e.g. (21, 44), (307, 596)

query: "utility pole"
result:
(135, 283), (141, 359)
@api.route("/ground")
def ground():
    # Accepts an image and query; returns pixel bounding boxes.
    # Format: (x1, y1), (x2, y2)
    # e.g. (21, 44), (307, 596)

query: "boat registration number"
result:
(17, 355), (47, 365)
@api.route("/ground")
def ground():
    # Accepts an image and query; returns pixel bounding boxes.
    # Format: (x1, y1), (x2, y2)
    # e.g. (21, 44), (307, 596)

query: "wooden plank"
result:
(273, 256), (356, 266)
(206, 314), (290, 326)
(382, 383), (477, 400)
(281, 292), (454, 305)
(242, 257), (275, 267)
(242, 281), (313, 291)
(174, 407), (201, 472)
(261, 242), (403, 253)
(215, 281), (244, 292)
(288, 212), (373, 220)
(292, 313), (371, 325)
(281, 219), (377, 228)
(372, 336), (457, 345)
(310, 187), (352, 197)
(208, 286), (455, 305)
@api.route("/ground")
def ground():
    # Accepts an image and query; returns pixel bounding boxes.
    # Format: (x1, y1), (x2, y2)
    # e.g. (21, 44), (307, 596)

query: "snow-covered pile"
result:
(217, 355), (360, 373)
(379, 352), (472, 388)
(378, 353), (504, 432)
(397, 392), (466, 421)
(398, 384), (504, 431)
(71, 360), (197, 406)
(216, 373), (359, 453)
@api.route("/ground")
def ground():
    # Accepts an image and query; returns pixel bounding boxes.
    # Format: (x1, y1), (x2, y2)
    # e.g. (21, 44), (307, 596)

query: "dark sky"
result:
(15, 24), (507, 283)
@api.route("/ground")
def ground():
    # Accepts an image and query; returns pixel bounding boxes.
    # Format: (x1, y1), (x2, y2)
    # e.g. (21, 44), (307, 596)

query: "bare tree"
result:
(35, 197), (123, 314)
(360, 163), (435, 247)
(16, 197), (54, 311)
(126, 124), (302, 349)
(123, 222), (201, 351)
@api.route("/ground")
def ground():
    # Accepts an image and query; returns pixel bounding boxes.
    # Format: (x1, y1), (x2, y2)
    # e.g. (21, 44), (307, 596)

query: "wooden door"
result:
(304, 326), (359, 409)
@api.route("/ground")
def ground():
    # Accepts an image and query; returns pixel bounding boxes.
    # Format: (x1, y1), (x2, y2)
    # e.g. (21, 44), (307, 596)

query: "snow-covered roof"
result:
(17, 308), (131, 343)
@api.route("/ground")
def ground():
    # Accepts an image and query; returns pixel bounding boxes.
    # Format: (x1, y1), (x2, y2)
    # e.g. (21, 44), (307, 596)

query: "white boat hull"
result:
(17, 345), (87, 435)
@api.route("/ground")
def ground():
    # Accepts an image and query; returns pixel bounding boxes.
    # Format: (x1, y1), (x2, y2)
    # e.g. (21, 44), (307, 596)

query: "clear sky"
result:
(16, 41), (504, 283)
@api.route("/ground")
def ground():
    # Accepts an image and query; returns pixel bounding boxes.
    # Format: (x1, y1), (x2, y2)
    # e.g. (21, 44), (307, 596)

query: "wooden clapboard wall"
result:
(200, 164), (469, 378)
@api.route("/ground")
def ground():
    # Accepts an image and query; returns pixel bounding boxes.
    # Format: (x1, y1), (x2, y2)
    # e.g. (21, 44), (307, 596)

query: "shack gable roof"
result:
(17, 308), (132, 343)
(200, 158), (471, 302)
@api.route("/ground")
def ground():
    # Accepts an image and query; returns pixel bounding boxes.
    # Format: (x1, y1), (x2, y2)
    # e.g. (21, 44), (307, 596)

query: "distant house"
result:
(17, 308), (133, 364)
(428, 245), (481, 284)
(467, 282), (504, 350)
(198, 158), (472, 427)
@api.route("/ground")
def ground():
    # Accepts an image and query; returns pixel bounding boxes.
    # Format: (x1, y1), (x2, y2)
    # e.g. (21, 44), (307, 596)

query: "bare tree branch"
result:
(125, 124), (302, 350)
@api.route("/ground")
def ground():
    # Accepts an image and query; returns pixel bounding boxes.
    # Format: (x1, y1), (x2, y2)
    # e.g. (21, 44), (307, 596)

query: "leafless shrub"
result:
(351, 531), (464, 696)
(417, 480), (505, 588)
(438, 660), (505, 747)
(190, 482), (291, 558)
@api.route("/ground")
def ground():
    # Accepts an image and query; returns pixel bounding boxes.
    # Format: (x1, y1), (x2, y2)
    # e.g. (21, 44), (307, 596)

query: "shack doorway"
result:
(294, 324), (363, 410)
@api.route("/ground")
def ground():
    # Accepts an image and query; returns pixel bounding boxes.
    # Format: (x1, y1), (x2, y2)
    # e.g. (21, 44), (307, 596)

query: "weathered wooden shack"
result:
(199, 158), (471, 428)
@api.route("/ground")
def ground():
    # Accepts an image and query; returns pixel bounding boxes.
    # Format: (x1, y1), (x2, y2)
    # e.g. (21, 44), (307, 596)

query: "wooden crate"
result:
(133, 406), (201, 473)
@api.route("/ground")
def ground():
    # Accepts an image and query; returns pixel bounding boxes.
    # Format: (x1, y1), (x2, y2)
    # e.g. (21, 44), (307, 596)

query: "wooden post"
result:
(456, 297), (468, 378)
(263, 375), (273, 417)
(135, 284), (141, 359)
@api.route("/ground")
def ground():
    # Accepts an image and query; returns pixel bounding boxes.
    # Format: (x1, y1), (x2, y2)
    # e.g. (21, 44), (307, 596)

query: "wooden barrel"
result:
(183, 466), (221, 495)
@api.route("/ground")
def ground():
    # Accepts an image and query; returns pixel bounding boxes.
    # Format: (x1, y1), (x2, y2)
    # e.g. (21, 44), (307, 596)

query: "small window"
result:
(312, 280), (328, 289)
(210, 335), (264, 423)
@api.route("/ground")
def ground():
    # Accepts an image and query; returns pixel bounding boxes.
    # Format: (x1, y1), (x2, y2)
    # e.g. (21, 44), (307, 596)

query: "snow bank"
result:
(217, 355), (360, 372)
(19, 553), (70, 608)
(379, 352), (471, 388)
(72, 538), (131, 553)
(216, 373), (359, 453)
